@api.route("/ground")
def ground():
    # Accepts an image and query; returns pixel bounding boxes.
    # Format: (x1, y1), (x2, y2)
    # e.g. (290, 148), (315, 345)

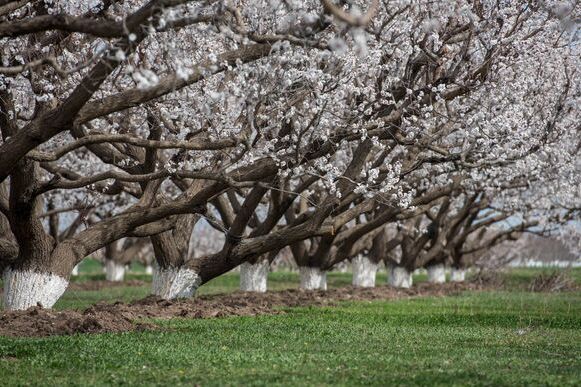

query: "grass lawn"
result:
(0, 267), (579, 386)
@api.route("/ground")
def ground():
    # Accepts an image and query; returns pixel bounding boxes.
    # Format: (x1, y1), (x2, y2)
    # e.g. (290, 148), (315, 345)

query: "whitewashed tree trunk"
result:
(427, 263), (446, 283)
(2, 268), (68, 310)
(240, 260), (269, 292)
(450, 268), (466, 282)
(299, 266), (327, 290)
(388, 265), (413, 288)
(145, 265), (153, 275)
(352, 255), (378, 288)
(152, 266), (201, 299)
(71, 264), (79, 276)
(105, 260), (125, 282)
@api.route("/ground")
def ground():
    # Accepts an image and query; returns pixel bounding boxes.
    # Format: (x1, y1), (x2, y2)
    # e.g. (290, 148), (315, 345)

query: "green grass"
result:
(2, 266), (580, 385)
(0, 289), (579, 386)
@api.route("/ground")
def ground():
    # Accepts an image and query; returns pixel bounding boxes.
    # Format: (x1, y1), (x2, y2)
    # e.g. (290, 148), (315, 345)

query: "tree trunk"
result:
(239, 259), (269, 292)
(149, 226), (200, 299)
(388, 264), (413, 288)
(299, 266), (327, 290)
(1, 243), (76, 311)
(1, 157), (76, 310)
(2, 268), (68, 310)
(152, 265), (201, 299)
(105, 259), (126, 281)
(352, 255), (378, 288)
(450, 267), (466, 282)
(427, 263), (446, 283)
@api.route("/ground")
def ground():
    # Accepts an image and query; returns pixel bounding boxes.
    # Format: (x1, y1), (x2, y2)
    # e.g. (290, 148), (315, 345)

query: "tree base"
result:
(427, 264), (446, 283)
(388, 265), (413, 288)
(105, 260), (126, 282)
(240, 260), (268, 292)
(299, 266), (327, 290)
(352, 256), (377, 288)
(2, 268), (68, 310)
(152, 266), (200, 299)
(450, 268), (466, 282)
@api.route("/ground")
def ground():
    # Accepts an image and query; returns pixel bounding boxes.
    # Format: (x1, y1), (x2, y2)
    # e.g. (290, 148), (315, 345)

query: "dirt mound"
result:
(0, 282), (479, 337)
(0, 306), (146, 337)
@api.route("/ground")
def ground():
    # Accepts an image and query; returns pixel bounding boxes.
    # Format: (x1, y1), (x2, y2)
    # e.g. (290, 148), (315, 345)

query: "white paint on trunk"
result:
(450, 268), (466, 282)
(152, 266), (201, 299)
(388, 265), (413, 288)
(71, 264), (79, 276)
(2, 269), (68, 310)
(352, 255), (378, 288)
(299, 266), (327, 290)
(427, 263), (446, 283)
(145, 265), (153, 275)
(240, 260), (269, 292)
(105, 260), (125, 282)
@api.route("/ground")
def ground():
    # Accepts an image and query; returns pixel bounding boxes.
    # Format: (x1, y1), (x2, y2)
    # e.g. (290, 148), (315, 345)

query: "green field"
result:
(1, 267), (580, 386)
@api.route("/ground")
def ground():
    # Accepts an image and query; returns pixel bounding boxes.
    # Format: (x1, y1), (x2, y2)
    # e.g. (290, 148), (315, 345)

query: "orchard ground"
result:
(0, 264), (580, 386)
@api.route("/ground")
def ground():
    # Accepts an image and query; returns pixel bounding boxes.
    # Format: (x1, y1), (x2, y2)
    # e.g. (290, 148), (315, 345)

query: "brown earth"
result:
(0, 282), (482, 338)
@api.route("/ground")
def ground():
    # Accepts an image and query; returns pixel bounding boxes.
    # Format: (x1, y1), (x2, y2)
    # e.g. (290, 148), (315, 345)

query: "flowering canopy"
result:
(0, 0), (578, 288)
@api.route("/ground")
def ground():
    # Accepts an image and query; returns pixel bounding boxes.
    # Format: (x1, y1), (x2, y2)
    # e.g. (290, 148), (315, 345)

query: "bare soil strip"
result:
(0, 283), (481, 337)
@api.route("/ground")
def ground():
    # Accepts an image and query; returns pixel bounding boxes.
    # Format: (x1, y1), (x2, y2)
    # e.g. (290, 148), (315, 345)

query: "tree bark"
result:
(299, 266), (327, 290)
(427, 263), (446, 283)
(352, 255), (378, 288)
(152, 264), (201, 299)
(450, 267), (466, 282)
(388, 264), (413, 288)
(105, 260), (126, 282)
(2, 268), (68, 310)
(239, 259), (269, 292)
